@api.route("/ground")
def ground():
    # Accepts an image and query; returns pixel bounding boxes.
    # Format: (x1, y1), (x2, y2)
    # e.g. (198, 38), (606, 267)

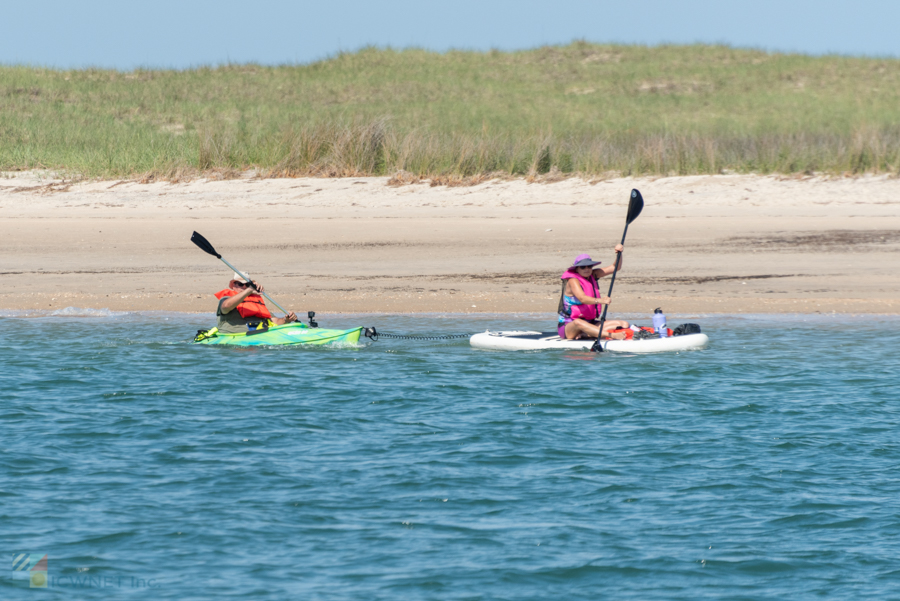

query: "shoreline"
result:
(4, 308), (898, 318)
(2, 172), (898, 315)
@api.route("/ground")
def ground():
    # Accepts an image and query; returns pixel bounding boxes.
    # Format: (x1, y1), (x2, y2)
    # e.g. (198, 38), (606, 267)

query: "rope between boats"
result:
(362, 328), (470, 342)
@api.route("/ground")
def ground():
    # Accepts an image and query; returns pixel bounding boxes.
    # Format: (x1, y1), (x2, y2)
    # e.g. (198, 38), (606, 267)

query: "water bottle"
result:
(652, 308), (667, 338)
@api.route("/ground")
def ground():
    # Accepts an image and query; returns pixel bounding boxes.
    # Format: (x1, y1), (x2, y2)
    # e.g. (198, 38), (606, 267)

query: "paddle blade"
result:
(190, 231), (221, 258)
(626, 189), (644, 224)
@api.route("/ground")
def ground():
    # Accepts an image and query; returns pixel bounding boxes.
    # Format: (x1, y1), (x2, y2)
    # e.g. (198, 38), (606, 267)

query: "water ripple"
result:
(1, 313), (898, 599)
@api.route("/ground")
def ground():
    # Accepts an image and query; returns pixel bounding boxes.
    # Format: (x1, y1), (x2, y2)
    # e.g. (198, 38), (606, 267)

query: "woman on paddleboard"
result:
(215, 273), (297, 333)
(558, 247), (630, 340)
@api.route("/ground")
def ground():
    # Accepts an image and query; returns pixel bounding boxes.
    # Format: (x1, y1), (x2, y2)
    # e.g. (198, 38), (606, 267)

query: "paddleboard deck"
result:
(469, 330), (709, 353)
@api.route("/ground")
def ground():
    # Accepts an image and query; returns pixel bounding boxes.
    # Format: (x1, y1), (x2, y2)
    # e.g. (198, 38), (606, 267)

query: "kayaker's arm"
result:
(221, 280), (298, 323)
(271, 312), (298, 325)
(594, 244), (624, 278)
(568, 279), (612, 307)
(220, 282), (262, 313)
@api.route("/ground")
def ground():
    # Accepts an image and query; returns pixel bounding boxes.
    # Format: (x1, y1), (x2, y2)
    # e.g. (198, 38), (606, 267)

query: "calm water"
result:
(2, 310), (898, 599)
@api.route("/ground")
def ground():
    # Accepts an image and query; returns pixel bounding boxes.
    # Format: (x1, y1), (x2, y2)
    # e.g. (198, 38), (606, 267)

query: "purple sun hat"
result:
(568, 253), (602, 271)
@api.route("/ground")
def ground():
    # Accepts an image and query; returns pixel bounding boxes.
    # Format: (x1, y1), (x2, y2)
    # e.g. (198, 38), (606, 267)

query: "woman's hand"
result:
(614, 244), (624, 254)
(597, 296), (612, 305)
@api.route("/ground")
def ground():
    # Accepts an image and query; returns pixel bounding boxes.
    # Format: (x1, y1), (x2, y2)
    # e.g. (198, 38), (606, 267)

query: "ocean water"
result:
(1, 310), (898, 600)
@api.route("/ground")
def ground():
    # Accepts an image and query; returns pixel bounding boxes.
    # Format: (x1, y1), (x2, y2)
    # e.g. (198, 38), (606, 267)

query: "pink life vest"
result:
(559, 271), (600, 323)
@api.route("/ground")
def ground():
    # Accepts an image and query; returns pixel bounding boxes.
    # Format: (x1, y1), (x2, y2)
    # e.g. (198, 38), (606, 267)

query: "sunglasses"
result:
(576, 265), (595, 269)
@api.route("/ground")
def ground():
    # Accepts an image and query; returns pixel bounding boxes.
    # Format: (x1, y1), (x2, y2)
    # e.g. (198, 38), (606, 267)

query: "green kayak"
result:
(193, 323), (364, 347)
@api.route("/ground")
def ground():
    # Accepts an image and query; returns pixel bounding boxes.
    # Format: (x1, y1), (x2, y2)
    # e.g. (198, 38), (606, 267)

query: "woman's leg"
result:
(564, 319), (628, 340)
(601, 319), (630, 339)
(564, 319), (597, 340)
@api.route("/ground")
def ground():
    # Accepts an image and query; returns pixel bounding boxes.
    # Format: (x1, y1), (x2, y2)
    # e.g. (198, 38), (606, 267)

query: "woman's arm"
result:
(595, 244), (624, 278)
(567, 279), (612, 306)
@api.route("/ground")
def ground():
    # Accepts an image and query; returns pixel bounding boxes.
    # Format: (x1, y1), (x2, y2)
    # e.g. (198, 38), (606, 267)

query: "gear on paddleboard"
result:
(632, 328), (659, 340)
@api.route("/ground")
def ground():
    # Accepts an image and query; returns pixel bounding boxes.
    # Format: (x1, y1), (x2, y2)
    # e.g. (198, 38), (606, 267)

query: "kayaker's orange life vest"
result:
(214, 289), (272, 319)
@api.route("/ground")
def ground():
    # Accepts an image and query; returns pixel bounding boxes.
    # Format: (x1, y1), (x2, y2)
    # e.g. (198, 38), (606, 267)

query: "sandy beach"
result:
(1, 171), (898, 316)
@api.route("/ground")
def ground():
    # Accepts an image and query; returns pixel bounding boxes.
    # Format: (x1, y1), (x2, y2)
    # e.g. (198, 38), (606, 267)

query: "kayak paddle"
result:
(190, 231), (291, 316)
(591, 189), (644, 353)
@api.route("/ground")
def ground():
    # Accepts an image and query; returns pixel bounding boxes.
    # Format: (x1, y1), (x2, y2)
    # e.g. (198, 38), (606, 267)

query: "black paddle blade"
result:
(190, 231), (221, 258)
(626, 189), (644, 224)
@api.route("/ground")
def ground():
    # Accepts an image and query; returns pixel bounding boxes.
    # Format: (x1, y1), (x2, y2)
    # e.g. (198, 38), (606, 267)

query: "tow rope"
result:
(362, 327), (471, 342)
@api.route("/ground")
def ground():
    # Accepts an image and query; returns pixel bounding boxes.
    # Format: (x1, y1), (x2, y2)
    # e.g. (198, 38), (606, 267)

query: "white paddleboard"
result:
(469, 331), (709, 353)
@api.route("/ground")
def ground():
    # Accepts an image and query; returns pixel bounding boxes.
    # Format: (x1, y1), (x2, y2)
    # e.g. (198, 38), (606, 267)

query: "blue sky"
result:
(3, 0), (899, 69)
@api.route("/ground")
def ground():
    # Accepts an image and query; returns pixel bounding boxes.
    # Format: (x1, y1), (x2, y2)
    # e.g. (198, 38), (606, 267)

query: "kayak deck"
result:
(469, 330), (709, 353)
(193, 323), (364, 346)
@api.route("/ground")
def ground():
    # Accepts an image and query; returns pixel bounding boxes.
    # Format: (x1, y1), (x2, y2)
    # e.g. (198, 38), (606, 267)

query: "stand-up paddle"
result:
(190, 231), (292, 317)
(591, 189), (644, 352)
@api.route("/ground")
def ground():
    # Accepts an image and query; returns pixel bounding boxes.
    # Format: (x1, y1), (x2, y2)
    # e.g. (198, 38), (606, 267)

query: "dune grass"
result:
(2, 42), (900, 180)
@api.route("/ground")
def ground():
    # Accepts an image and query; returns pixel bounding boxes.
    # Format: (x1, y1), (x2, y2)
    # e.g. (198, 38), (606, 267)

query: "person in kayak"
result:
(558, 247), (631, 340)
(214, 273), (297, 333)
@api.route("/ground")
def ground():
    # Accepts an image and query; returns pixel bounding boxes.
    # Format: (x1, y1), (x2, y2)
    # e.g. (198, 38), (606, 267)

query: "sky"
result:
(3, 0), (900, 70)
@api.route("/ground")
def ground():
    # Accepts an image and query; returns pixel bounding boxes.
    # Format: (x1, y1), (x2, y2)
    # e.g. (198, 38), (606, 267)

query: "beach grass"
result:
(2, 42), (900, 179)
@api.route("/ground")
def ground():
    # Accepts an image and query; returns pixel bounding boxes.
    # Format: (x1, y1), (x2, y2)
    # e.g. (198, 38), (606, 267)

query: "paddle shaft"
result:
(591, 226), (629, 352)
(596, 225), (628, 329)
(217, 256), (291, 317)
(589, 189), (643, 353)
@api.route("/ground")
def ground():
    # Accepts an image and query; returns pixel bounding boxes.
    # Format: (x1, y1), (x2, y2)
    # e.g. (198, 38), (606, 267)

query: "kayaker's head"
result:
(568, 254), (601, 274)
(229, 272), (252, 290)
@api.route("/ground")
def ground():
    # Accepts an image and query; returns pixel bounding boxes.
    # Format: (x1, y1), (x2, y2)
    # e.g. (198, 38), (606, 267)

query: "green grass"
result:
(3, 42), (900, 179)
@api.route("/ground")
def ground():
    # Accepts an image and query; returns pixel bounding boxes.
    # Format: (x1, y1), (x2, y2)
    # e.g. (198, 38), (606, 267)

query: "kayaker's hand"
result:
(285, 312), (297, 323)
(600, 296), (612, 305)
(614, 244), (624, 253)
(250, 281), (265, 294)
